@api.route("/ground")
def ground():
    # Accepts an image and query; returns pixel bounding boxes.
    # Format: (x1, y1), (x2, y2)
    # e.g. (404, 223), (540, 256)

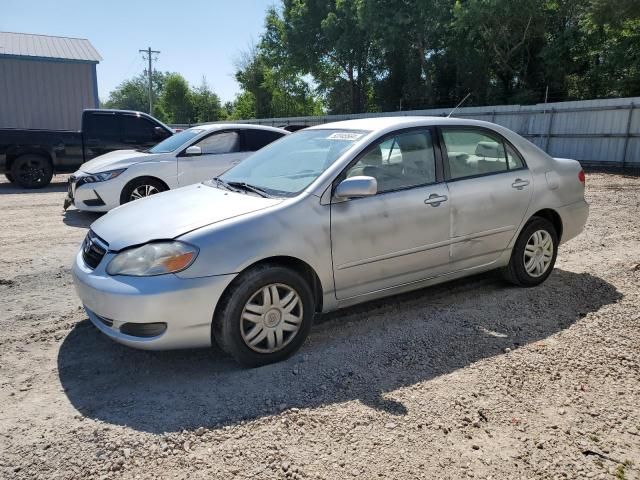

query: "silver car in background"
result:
(72, 117), (588, 366)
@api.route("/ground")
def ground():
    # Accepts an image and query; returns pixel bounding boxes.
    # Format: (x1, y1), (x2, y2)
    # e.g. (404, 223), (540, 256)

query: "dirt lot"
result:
(0, 172), (639, 480)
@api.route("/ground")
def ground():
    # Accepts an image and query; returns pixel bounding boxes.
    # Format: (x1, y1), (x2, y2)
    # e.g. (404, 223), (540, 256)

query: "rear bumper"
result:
(557, 199), (589, 244)
(72, 249), (237, 350)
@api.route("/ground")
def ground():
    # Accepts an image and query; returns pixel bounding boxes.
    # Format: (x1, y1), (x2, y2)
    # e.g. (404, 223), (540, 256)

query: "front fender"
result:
(176, 195), (335, 307)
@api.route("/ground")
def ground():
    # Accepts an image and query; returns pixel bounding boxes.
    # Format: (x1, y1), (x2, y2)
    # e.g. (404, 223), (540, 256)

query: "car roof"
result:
(191, 123), (289, 134)
(307, 116), (498, 132)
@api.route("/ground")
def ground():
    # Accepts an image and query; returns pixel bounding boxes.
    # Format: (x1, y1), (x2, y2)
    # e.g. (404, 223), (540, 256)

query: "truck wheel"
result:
(120, 177), (168, 205)
(4, 173), (14, 183)
(11, 154), (53, 189)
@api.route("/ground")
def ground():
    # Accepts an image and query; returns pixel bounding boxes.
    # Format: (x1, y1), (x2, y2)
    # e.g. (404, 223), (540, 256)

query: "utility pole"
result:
(138, 47), (160, 115)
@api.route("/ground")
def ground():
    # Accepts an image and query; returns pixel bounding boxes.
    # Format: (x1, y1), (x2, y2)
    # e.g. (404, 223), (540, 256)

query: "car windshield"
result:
(147, 128), (203, 154)
(216, 129), (368, 197)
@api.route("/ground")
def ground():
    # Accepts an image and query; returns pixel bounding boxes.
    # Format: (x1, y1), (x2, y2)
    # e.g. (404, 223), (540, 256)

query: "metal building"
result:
(0, 31), (102, 131)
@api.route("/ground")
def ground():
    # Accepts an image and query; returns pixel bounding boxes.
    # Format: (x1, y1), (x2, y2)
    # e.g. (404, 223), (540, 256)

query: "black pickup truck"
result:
(0, 109), (173, 188)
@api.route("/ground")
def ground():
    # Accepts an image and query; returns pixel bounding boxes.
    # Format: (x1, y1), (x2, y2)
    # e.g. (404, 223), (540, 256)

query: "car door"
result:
(439, 127), (533, 270)
(331, 128), (452, 300)
(177, 130), (246, 185)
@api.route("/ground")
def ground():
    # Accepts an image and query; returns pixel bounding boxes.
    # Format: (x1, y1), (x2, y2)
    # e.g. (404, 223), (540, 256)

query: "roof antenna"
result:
(447, 92), (471, 118)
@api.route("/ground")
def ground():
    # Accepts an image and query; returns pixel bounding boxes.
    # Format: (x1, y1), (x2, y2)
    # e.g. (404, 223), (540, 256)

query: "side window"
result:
(243, 129), (285, 151)
(121, 115), (155, 142)
(345, 130), (436, 193)
(506, 143), (524, 170)
(442, 129), (508, 180)
(195, 131), (240, 154)
(84, 114), (120, 140)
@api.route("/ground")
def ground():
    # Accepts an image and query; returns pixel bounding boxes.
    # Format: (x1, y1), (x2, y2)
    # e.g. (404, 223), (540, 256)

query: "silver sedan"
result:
(72, 117), (589, 366)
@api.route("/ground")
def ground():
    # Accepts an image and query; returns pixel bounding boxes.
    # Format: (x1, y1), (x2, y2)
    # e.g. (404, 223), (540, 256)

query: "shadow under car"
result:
(57, 268), (621, 434)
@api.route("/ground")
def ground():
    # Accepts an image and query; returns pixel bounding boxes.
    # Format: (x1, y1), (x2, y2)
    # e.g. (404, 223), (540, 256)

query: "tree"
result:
(233, 8), (323, 119)
(191, 77), (223, 123)
(103, 71), (167, 113)
(160, 74), (194, 124)
(282, 0), (375, 113)
(452, 0), (547, 104)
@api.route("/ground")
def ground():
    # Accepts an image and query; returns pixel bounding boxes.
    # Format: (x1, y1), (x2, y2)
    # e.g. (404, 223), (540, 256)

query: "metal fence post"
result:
(544, 108), (555, 153)
(621, 102), (634, 168)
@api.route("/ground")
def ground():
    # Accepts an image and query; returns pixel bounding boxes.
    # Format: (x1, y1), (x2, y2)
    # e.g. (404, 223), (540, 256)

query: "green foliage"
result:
(191, 77), (223, 123)
(233, 0), (640, 115)
(106, 0), (640, 120)
(105, 72), (224, 124)
(103, 71), (167, 113)
(160, 74), (193, 124)
(231, 7), (324, 119)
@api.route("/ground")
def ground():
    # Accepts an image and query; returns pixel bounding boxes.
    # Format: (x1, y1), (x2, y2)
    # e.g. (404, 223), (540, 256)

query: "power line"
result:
(138, 47), (160, 115)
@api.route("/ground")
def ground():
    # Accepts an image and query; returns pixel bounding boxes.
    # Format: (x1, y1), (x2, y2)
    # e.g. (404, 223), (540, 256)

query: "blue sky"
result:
(1, 0), (276, 103)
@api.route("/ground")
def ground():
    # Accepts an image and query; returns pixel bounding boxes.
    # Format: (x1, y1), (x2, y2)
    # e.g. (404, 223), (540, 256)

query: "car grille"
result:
(82, 230), (108, 269)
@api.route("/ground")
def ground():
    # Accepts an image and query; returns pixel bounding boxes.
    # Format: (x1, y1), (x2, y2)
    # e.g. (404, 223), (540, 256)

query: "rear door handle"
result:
(512, 179), (530, 189)
(424, 194), (448, 206)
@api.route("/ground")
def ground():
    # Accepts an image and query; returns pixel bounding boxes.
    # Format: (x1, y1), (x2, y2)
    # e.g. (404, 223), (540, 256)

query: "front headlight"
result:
(82, 168), (126, 184)
(106, 241), (198, 276)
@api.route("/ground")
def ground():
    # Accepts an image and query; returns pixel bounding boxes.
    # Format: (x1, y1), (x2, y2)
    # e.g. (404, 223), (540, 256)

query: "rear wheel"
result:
(503, 216), (558, 287)
(120, 177), (168, 205)
(213, 264), (314, 367)
(4, 173), (14, 183)
(10, 154), (53, 188)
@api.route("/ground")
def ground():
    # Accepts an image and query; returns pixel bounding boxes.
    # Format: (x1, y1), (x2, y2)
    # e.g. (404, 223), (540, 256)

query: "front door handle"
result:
(512, 179), (530, 189)
(424, 193), (448, 207)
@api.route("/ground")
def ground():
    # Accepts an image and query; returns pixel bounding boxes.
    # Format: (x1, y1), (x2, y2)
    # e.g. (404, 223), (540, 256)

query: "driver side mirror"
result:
(334, 176), (377, 199)
(185, 145), (202, 156)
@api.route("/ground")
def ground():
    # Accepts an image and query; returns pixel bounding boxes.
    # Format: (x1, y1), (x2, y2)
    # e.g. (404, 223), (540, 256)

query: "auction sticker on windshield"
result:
(327, 132), (364, 141)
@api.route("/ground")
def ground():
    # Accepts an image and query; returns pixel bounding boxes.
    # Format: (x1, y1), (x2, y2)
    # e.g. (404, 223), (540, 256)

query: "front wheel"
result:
(503, 216), (558, 287)
(213, 264), (315, 367)
(4, 173), (15, 183)
(120, 177), (168, 205)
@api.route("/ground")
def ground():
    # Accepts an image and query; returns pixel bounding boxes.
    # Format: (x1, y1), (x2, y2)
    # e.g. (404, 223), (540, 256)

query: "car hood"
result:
(80, 150), (160, 174)
(90, 184), (283, 251)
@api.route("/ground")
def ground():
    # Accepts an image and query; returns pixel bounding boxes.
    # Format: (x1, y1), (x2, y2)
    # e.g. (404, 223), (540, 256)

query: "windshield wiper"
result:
(211, 177), (240, 192)
(226, 181), (271, 198)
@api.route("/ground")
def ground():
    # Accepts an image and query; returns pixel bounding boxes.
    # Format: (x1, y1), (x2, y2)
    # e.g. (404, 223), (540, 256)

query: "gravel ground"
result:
(0, 172), (638, 480)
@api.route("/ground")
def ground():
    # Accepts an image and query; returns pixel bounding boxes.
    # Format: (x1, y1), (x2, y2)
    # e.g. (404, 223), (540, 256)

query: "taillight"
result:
(578, 169), (585, 185)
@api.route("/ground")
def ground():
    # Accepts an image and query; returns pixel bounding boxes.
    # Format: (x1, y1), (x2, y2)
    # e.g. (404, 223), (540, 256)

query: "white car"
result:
(64, 124), (288, 212)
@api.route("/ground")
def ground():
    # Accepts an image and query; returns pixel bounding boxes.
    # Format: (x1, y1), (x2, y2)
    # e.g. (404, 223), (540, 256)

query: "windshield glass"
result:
(217, 129), (367, 197)
(147, 128), (203, 154)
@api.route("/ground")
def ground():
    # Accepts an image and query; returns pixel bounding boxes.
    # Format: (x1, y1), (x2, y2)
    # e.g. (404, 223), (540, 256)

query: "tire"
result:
(502, 216), (558, 287)
(10, 154), (53, 189)
(4, 173), (14, 183)
(120, 177), (168, 205)
(213, 264), (315, 367)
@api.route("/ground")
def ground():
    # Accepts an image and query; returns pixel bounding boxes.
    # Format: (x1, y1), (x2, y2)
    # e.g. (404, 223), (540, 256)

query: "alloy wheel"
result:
(17, 159), (46, 186)
(240, 283), (303, 353)
(130, 184), (160, 201)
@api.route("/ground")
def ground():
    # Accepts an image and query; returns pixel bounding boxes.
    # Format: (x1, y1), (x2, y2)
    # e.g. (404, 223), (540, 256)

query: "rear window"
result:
(243, 129), (285, 151)
(84, 114), (119, 139)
